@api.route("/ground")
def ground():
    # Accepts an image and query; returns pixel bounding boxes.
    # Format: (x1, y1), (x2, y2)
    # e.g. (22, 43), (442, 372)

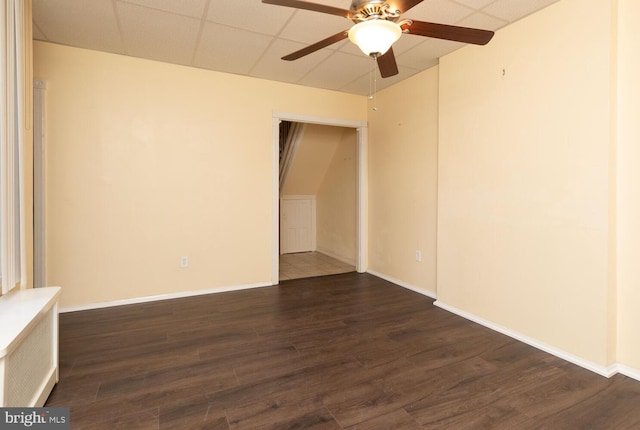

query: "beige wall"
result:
(34, 42), (366, 308)
(437, 0), (614, 366)
(616, 0), (640, 371)
(316, 128), (356, 264)
(367, 67), (439, 295)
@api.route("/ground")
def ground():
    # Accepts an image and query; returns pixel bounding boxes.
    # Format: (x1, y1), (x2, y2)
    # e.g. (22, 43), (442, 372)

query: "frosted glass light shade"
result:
(348, 20), (402, 57)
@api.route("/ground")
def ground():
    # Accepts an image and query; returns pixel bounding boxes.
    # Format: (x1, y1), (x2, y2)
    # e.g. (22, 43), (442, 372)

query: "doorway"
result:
(279, 126), (354, 280)
(271, 112), (367, 285)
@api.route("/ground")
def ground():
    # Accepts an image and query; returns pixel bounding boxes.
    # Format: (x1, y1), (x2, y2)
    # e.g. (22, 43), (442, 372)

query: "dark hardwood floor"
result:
(46, 273), (640, 429)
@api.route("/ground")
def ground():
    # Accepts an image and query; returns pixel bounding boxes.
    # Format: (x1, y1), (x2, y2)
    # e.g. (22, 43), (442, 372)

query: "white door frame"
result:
(272, 111), (367, 284)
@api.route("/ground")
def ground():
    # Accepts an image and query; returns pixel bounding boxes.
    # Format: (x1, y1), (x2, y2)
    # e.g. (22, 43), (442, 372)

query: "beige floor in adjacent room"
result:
(279, 251), (355, 280)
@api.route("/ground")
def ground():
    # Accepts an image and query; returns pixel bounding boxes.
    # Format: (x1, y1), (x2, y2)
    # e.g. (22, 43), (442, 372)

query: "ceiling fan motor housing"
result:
(350, 0), (401, 22)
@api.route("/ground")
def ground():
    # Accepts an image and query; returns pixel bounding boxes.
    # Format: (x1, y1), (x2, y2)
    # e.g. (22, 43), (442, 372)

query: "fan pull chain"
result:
(368, 56), (374, 101)
(369, 55), (378, 111)
(373, 59), (378, 111)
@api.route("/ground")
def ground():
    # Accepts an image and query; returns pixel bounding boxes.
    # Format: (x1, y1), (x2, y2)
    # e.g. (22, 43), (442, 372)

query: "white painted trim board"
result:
(60, 281), (271, 313)
(434, 299), (616, 378)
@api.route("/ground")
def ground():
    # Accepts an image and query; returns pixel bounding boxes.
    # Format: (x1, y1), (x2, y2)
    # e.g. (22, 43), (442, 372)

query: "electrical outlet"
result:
(415, 250), (422, 262)
(180, 256), (189, 268)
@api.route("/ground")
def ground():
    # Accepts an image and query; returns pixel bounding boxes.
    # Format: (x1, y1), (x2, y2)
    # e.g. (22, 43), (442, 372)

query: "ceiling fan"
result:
(262, 0), (494, 78)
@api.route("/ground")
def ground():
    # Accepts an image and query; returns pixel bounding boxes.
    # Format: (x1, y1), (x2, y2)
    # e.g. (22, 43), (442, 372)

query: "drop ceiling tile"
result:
(396, 38), (462, 69)
(376, 66), (423, 91)
(404, 0), (474, 24)
(119, 0), (207, 18)
(393, 32), (435, 55)
(279, 9), (352, 44)
(194, 22), (273, 75)
(32, 0), (124, 54)
(299, 52), (373, 91)
(116, 1), (201, 65)
(338, 36), (365, 56)
(456, 11), (508, 31)
(250, 38), (334, 83)
(452, 0), (495, 10)
(338, 71), (372, 96)
(209, 0), (295, 36)
(482, 0), (560, 23)
(340, 65), (421, 96)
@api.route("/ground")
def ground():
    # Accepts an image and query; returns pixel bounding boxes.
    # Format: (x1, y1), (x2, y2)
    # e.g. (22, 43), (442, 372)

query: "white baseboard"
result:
(434, 299), (616, 378)
(367, 269), (437, 299)
(59, 281), (272, 313)
(316, 248), (356, 266)
(611, 363), (640, 382)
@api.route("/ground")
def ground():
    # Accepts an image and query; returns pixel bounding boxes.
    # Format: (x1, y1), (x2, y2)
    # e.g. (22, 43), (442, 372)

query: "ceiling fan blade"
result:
(262, 0), (352, 19)
(404, 20), (494, 45)
(377, 48), (399, 78)
(388, 0), (424, 13)
(282, 30), (349, 61)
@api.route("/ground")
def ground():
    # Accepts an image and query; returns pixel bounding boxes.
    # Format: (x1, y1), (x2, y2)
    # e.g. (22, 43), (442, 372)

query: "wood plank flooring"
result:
(46, 273), (640, 429)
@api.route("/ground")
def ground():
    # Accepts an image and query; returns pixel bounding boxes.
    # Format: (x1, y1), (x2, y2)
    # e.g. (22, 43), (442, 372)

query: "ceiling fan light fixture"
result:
(348, 19), (401, 57)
